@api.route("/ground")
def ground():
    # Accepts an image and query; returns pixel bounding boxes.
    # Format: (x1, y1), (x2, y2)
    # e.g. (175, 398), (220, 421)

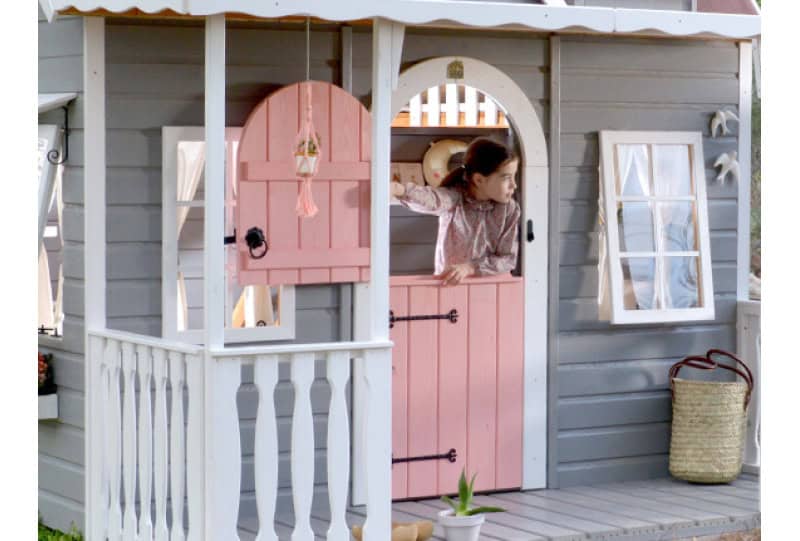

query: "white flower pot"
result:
(438, 509), (485, 541)
(294, 154), (318, 177)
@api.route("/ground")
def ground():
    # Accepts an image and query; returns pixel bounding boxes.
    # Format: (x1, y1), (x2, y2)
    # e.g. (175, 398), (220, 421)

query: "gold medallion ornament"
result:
(447, 60), (464, 80)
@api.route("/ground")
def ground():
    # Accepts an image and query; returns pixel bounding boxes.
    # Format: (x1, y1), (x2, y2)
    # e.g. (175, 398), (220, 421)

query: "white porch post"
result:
(360, 17), (393, 541)
(737, 40), (753, 301)
(203, 14), (237, 541)
(83, 16), (106, 541)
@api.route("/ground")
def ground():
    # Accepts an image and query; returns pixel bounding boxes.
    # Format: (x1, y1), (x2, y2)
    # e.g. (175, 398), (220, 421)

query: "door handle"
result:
(526, 219), (534, 242)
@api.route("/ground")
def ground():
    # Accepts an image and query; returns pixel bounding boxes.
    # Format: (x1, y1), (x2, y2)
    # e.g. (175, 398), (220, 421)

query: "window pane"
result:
(618, 202), (655, 252)
(653, 144), (693, 197)
(620, 257), (658, 310)
(661, 256), (701, 309)
(658, 202), (697, 252)
(616, 144), (652, 196)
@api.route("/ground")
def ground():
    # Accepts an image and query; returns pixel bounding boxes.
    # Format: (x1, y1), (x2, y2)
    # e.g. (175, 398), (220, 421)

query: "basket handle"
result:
(669, 355), (717, 401)
(705, 349), (754, 408)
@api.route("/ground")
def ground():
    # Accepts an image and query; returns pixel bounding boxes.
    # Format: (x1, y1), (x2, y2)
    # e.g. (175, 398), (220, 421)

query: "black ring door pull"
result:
(244, 226), (269, 259)
(526, 219), (534, 242)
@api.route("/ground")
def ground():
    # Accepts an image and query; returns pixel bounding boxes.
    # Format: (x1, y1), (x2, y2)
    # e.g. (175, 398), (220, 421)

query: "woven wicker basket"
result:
(668, 349), (754, 484)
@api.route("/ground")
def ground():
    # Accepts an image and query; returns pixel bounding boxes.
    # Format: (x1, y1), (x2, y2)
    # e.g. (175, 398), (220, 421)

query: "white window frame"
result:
(599, 130), (715, 324)
(162, 126), (296, 343)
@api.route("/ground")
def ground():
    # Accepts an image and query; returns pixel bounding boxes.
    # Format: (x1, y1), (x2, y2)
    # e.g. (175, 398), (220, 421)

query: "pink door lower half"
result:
(390, 274), (524, 500)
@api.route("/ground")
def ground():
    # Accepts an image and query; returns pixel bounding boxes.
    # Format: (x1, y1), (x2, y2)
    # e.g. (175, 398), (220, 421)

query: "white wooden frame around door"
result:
(353, 56), (549, 503)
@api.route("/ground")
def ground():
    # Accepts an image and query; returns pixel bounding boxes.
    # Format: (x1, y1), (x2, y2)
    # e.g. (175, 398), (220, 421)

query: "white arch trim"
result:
(393, 56), (549, 490)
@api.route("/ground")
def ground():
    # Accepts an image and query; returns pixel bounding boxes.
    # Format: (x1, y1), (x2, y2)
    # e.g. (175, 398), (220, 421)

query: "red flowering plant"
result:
(38, 352), (56, 396)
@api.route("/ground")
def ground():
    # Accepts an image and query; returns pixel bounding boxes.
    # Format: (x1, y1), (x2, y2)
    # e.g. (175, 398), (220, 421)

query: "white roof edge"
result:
(45, 0), (760, 39)
(39, 92), (78, 114)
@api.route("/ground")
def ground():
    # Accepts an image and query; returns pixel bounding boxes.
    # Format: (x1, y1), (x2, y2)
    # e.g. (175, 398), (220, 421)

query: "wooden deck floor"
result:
(238, 473), (760, 541)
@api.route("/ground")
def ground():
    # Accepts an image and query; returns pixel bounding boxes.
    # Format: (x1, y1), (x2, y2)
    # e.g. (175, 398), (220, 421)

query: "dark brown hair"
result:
(439, 137), (517, 190)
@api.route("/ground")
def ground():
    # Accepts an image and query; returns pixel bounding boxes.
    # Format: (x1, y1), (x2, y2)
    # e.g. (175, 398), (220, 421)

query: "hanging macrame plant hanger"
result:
(294, 18), (320, 218)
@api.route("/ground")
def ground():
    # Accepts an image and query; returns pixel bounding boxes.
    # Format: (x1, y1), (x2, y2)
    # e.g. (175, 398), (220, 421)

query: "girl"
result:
(392, 137), (521, 286)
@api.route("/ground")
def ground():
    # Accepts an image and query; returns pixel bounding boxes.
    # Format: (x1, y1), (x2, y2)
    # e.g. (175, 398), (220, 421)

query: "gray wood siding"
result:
(38, 8), (86, 533)
(555, 35), (741, 487)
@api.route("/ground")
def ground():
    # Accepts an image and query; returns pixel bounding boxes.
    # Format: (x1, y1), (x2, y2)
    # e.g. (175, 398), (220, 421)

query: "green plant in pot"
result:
(438, 469), (504, 541)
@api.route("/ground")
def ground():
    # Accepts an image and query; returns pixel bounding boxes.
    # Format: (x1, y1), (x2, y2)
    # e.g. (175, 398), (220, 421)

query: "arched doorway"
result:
(390, 57), (549, 492)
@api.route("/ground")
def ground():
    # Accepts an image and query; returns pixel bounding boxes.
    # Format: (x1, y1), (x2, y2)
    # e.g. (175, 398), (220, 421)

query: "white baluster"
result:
(445, 83), (458, 126)
(137, 345), (154, 541)
(169, 351), (187, 541)
(326, 351), (351, 541)
(426, 86), (440, 126)
(253, 356), (279, 541)
(290, 353), (315, 541)
(88, 336), (108, 540)
(106, 339), (123, 541)
(362, 348), (392, 541)
(464, 86), (478, 126)
(185, 355), (205, 540)
(409, 94), (422, 127)
(153, 348), (169, 541)
(483, 93), (497, 126)
(207, 357), (242, 541)
(121, 342), (138, 541)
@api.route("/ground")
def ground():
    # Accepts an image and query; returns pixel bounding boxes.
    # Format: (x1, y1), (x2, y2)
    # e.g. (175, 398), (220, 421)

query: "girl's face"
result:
(473, 159), (519, 204)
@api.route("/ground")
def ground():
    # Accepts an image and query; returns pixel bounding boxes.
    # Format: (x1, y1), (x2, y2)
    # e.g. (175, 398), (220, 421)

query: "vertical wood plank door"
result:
(236, 81), (371, 286)
(390, 274), (524, 500)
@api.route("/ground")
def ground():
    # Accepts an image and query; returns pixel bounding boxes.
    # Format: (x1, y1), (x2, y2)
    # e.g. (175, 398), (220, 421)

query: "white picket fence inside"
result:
(402, 84), (508, 127)
(737, 300), (761, 472)
(86, 328), (393, 541)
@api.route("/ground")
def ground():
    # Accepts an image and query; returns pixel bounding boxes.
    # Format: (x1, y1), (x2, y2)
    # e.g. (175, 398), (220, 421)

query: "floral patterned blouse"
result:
(396, 183), (521, 276)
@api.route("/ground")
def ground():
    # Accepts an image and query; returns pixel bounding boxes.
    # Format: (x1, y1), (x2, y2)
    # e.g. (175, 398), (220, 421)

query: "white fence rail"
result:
(404, 84), (507, 127)
(86, 328), (393, 541)
(737, 300), (761, 472)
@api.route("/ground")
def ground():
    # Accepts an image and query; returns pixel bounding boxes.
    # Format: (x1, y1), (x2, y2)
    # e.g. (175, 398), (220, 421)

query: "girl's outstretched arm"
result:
(472, 200), (521, 276)
(393, 182), (460, 216)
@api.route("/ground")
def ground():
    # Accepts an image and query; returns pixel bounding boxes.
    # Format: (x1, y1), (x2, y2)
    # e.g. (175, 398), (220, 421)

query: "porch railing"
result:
(86, 328), (393, 541)
(737, 300), (761, 472)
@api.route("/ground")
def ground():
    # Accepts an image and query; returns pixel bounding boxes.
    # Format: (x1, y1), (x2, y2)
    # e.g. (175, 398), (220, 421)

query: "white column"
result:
(83, 16), (106, 541)
(737, 40), (753, 301)
(369, 18), (392, 342)
(204, 14), (226, 347)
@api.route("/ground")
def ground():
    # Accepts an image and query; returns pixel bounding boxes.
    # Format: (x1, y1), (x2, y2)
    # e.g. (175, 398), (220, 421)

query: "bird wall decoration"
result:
(710, 109), (740, 138)
(714, 151), (740, 184)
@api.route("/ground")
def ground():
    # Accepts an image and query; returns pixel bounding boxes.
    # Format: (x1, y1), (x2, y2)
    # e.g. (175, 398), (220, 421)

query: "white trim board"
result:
(43, 0), (760, 39)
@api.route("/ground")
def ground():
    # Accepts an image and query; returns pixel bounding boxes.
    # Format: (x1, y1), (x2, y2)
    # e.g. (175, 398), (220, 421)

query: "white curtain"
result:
(38, 245), (54, 328)
(176, 142), (206, 330)
(618, 144), (657, 310)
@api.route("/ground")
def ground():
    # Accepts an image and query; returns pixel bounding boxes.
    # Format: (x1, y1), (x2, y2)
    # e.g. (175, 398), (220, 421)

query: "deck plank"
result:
(395, 500), (547, 540)
(536, 487), (695, 529)
(415, 497), (587, 540)
(599, 483), (757, 520)
(493, 490), (658, 531)
(473, 493), (617, 536)
(623, 479), (761, 510)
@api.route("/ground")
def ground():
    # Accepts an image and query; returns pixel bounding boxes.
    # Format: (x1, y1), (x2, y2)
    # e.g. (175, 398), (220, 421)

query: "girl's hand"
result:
(391, 182), (406, 198)
(435, 262), (475, 286)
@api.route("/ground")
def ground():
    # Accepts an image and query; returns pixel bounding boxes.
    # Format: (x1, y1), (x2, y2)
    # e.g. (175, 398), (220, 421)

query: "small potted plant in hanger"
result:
(294, 133), (321, 177)
(439, 469), (504, 541)
(38, 352), (58, 420)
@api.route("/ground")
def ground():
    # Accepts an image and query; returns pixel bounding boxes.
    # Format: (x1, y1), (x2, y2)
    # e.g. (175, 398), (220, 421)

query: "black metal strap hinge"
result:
(224, 228), (237, 245)
(389, 309), (458, 329)
(392, 448), (457, 465)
